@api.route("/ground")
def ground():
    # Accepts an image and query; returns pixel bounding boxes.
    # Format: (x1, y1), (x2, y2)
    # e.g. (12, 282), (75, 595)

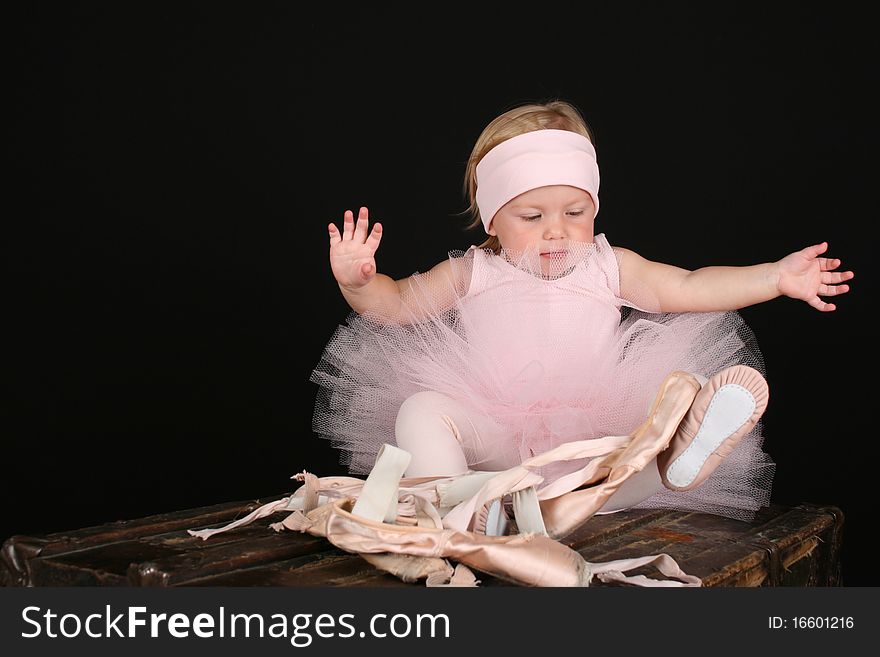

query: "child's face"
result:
(488, 185), (596, 255)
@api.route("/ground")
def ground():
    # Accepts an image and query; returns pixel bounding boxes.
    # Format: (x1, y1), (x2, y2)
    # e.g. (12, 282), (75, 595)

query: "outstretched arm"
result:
(615, 242), (854, 313)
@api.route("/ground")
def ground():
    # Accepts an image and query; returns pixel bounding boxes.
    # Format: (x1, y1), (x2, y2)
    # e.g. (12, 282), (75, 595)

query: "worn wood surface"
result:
(1, 495), (843, 587)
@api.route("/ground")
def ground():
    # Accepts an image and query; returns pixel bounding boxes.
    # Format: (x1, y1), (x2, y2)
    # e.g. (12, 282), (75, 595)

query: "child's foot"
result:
(657, 365), (769, 492)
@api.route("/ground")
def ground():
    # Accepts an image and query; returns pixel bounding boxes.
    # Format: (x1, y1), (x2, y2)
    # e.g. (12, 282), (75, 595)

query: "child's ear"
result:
(487, 222), (496, 237)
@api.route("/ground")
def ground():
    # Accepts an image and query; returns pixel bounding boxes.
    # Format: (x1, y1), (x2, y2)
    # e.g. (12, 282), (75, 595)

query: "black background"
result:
(5, 4), (876, 583)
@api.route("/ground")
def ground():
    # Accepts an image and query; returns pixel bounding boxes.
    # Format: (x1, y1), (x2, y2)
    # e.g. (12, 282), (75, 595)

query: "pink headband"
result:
(475, 129), (600, 233)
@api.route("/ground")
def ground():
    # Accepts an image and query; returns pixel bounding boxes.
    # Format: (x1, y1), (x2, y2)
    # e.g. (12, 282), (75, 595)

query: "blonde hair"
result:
(460, 100), (595, 253)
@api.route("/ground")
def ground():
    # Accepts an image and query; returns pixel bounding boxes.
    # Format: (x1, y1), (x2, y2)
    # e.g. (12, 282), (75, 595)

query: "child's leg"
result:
(394, 391), (511, 477)
(600, 366), (768, 513)
(596, 372), (710, 513)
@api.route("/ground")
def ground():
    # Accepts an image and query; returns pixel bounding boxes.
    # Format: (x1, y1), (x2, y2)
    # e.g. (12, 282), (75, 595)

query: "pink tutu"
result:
(311, 234), (774, 521)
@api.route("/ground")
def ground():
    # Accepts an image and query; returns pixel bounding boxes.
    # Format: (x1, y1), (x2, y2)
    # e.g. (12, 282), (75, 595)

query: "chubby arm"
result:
(340, 260), (460, 324)
(329, 207), (461, 324)
(615, 242), (853, 313)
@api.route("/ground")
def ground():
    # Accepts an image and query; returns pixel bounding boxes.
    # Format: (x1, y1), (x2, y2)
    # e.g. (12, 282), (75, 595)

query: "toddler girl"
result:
(311, 100), (852, 522)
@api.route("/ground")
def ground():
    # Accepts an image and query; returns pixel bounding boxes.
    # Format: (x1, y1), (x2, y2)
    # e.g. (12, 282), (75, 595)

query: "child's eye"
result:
(567, 210), (584, 217)
(522, 214), (541, 221)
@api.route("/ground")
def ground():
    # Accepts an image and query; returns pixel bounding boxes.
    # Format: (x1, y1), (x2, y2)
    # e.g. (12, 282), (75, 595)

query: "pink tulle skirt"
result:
(311, 243), (774, 521)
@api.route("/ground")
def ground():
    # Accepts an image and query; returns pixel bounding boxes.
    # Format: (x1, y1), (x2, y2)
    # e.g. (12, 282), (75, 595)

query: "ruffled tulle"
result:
(310, 236), (774, 521)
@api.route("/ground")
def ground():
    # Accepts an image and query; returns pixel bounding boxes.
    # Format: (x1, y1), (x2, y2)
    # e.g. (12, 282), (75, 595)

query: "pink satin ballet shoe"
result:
(657, 365), (769, 492)
(538, 370), (701, 538)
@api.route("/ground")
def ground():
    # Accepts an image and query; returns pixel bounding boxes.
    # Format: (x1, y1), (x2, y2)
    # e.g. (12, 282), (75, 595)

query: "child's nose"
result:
(542, 215), (566, 238)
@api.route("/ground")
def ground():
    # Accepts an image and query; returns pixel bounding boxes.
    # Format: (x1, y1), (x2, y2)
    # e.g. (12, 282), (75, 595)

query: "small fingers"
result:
(808, 296), (836, 312)
(353, 207), (370, 244)
(365, 221), (383, 253)
(818, 257), (836, 270)
(342, 209), (355, 240)
(803, 242), (828, 259)
(819, 257), (854, 275)
(821, 270), (854, 284)
(328, 222), (342, 245)
(818, 283), (850, 297)
(354, 206), (370, 242)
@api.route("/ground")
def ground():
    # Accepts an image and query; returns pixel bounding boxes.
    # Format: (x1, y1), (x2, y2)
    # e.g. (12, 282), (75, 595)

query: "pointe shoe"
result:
(657, 365), (769, 492)
(538, 370), (701, 539)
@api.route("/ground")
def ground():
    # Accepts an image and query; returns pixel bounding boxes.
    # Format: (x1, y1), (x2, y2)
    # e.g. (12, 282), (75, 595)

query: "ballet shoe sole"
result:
(659, 365), (768, 492)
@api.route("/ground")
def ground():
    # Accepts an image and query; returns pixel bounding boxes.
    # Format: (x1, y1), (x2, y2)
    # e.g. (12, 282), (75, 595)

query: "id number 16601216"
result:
(768, 617), (854, 630)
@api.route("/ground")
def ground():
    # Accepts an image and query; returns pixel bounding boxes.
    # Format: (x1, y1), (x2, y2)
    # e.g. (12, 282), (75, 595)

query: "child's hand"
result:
(328, 207), (383, 291)
(775, 242), (854, 312)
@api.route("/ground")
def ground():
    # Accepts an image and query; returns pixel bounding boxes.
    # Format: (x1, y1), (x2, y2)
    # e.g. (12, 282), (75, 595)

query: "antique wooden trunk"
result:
(1, 496), (843, 587)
